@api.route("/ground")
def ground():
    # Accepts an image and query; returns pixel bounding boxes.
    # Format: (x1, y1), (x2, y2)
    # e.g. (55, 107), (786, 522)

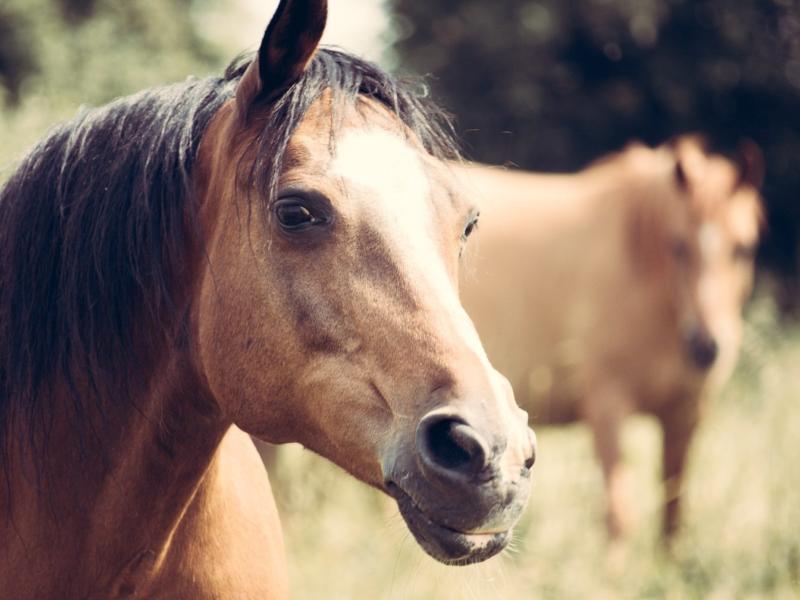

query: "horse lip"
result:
(385, 481), (510, 566)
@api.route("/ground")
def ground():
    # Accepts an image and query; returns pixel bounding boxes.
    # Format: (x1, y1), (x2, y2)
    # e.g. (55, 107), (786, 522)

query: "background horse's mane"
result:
(0, 47), (459, 447)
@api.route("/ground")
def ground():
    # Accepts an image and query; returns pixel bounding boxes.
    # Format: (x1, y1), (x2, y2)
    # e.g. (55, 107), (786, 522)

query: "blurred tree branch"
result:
(0, 0), (222, 108)
(0, 5), (37, 105)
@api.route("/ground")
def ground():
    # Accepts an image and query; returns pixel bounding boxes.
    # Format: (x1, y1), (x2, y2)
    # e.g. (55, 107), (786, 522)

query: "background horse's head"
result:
(192, 0), (535, 565)
(628, 135), (764, 380)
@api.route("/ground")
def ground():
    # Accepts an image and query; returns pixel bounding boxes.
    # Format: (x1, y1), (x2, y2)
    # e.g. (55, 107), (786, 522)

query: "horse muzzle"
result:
(383, 407), (536, 565)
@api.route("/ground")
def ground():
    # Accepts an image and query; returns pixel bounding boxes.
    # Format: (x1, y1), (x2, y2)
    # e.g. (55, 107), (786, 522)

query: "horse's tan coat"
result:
(457, 137), (763, 538)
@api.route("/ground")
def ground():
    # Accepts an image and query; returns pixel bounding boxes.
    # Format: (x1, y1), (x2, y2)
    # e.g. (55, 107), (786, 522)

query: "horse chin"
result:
(387, 484), (511, 566)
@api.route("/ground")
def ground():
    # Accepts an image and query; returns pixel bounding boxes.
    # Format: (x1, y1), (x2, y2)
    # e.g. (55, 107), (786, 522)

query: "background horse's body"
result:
(458, 138), (762, 538)
(0, 1), (535, 597)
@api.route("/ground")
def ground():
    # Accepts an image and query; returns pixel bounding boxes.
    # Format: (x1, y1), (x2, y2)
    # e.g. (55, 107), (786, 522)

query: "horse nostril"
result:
(689, 332), (718, 370)
(417, 413), (490, 480)
(524, 428), (537, 470)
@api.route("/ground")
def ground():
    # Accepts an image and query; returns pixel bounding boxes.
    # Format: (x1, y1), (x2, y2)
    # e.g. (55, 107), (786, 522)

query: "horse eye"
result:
(274, 199), (318, 231)
(462, 215), (479, 241)
(733, 243), (756, 261)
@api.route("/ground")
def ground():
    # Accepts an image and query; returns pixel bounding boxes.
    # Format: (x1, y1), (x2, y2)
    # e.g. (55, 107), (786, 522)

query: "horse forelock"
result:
(0, 47), (459, 455)
(234, 48), (460, 209)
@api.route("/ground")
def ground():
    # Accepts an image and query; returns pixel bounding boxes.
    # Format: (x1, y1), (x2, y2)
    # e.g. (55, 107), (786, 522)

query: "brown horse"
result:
(457, 136), (762, 541)
(0, 1), (536, 597)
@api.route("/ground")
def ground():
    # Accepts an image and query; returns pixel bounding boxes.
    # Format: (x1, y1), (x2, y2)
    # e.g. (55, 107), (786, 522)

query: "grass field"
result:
(266, 295), (800, 599)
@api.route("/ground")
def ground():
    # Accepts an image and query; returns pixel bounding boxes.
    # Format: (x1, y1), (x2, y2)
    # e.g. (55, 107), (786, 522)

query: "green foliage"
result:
(54, 0), (98, 24)
(0, 2), (37, 104)
(390, 0), (800, 286)
(0, 0), (228, 178)
(0, 0), (223, 108)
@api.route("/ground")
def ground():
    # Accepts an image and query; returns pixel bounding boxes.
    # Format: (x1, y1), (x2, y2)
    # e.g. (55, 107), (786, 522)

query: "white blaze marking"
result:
(330, 127), (490, 363)
(698, 222), (722, 266)
(330, 128), (436, 266)
(331, 128), (430, 205)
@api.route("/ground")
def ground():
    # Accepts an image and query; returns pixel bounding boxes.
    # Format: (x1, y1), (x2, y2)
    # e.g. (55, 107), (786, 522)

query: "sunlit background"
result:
(1, 0), (798, 597)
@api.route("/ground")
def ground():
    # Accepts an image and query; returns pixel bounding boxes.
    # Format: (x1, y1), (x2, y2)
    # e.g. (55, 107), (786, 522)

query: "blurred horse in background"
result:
(458, 136), (763, 541)
(0, 0), (536, 597)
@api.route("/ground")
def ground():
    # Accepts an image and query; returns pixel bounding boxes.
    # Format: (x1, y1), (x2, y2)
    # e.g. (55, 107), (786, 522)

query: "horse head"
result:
(192, 0), (535, 565)
(627, 135), (764, 378)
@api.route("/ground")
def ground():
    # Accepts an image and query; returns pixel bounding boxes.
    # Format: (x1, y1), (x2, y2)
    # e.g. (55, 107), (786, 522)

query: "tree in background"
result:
(0, 4), (37, 105)
(0, 0), (221, 109)
(391, 0), (800, 294)
(55, 0), (98, 23)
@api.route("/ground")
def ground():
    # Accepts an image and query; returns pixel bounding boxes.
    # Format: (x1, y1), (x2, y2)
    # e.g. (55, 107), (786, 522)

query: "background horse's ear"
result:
(736, 139), (765, 190)
(674, 157), (688, 190)
(235, 0), (327, 119)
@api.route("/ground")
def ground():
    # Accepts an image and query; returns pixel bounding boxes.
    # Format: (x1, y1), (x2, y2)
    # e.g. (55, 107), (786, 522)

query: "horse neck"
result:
(562, 163), (681, 318)
(2, 336), (230, 594)
(614, 166), (685, 323)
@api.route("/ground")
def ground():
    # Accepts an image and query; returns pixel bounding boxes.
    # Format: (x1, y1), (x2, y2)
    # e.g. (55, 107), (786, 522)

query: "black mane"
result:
(0, 48), (459, 441)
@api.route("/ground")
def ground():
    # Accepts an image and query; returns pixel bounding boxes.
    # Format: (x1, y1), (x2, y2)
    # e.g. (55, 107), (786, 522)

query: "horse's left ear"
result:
(235, 0), (328, 119)
(736, 139), (764, 190)
(674, 156), (688, 190)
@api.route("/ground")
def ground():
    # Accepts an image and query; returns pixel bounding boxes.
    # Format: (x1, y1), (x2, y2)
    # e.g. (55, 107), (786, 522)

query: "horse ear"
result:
(736, 139), (764, 190)
(235, 0), (328, 119)
(674, 157), (688, 190)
